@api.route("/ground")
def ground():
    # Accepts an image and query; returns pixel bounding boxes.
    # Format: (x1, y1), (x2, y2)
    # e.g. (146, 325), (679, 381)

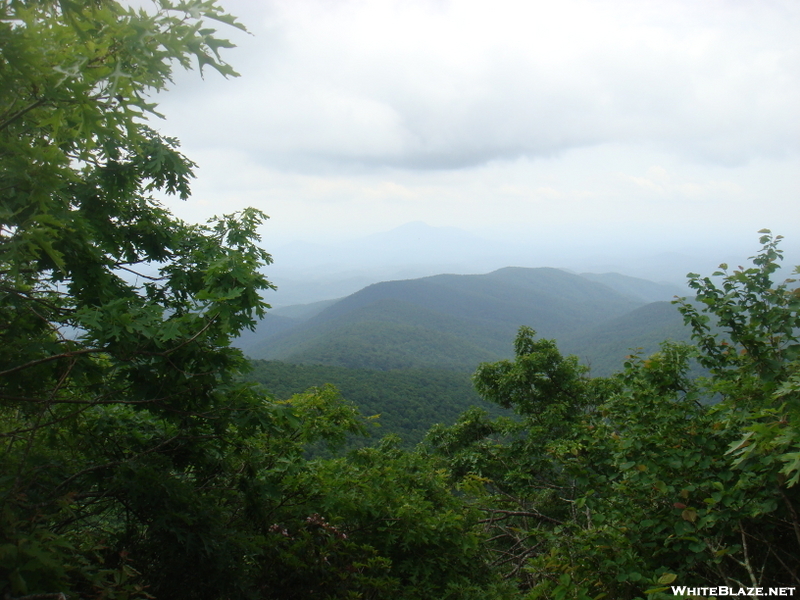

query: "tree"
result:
(0, 1), (285, 596)
(429, 232), (800, 598)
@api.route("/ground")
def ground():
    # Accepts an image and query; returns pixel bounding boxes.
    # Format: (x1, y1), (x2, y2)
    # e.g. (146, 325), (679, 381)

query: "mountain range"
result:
(238, 266), (691, 377)
(260, 221), (718, 307)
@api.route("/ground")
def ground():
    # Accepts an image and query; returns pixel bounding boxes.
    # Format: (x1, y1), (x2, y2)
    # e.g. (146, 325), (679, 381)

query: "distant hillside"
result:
(241, 267), (656, 372)
(579, 272), (687, 303)
(559, 301), (692, 376)
(236, 313), (299, 355)
(272, 309), (503, 371)
(245, 361), (504, 448)
(235, 299), (339, 357)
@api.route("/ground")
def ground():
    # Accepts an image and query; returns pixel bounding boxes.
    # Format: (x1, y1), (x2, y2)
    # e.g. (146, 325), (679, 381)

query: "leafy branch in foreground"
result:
(0, 1), (287, 596)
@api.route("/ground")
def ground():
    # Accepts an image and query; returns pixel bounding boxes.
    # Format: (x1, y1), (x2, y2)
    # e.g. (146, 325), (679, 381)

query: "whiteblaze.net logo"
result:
(671, 586), (796, 597)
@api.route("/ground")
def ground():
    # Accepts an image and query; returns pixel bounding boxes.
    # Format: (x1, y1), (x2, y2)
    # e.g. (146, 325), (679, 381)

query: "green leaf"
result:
(657, 573), (677, 585)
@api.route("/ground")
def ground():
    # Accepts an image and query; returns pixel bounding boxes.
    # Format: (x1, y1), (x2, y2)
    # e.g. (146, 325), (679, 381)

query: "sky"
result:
(153, 0), (799, 270)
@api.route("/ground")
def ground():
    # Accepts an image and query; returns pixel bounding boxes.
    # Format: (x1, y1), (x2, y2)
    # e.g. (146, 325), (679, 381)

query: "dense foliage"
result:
(1, 0), (275, 596)
(428, 232), (800, 598)
(246, 361), (508, 449)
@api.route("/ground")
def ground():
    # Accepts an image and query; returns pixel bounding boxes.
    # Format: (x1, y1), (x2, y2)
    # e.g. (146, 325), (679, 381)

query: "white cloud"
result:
(159, 0), (800, 170)
(153, 0), (799, 262)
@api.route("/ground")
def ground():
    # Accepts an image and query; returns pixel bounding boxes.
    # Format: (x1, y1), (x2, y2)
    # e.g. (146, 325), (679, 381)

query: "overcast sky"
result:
(154, 0), (799, 265)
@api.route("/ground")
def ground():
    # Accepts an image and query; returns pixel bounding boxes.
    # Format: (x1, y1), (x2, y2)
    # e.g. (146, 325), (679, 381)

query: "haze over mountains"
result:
(239, 264), (691, 377)
(261, 222), (711, 307)
(238, 224), (742, 445)
(241, 221), (788, 387)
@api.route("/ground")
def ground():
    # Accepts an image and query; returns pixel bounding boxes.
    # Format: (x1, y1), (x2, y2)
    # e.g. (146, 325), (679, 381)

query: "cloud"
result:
(624, 165), (745, 201)
(149, 0), (799, 264)
(158, 0), (800, 172)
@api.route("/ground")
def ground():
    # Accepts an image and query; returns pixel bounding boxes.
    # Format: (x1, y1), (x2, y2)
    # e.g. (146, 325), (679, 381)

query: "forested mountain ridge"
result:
(239, 266), (689, 374)
(238, 298), (693, 451)
(579, 271), (687, 303)
(559, 300), (695, 375)
(317, 267), (642, 335)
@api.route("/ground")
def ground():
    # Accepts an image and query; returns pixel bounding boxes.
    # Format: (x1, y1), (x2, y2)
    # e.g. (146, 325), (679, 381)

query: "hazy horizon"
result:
(258, 220), (800, 307)
(150, 0), (798, 286)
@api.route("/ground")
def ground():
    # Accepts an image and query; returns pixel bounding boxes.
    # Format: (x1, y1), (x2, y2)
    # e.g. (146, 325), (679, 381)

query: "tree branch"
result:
(0, 97), (48, 132)
(478, 508), (563, 526)
(0, 348), (104, 377)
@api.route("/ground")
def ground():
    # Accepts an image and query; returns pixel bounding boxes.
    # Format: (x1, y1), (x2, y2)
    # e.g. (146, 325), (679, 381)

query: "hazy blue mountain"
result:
(264, 222), (518, 306)
(261, 221), (769, 307)
(272, 298), (339, 320)
(264, 273), (390, 308)
(579, 272), (687, 303)
(242, 267), (647, 371)
(270, 222), (514, 273)
(236, 299), (339, 357)
(235, 313), (299, 356)
(559, 301), (692, 376)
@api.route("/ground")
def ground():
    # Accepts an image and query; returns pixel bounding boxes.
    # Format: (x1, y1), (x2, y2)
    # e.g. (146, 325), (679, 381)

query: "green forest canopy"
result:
(1, 1), (799, 598)
(245, 361), (511, 450)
